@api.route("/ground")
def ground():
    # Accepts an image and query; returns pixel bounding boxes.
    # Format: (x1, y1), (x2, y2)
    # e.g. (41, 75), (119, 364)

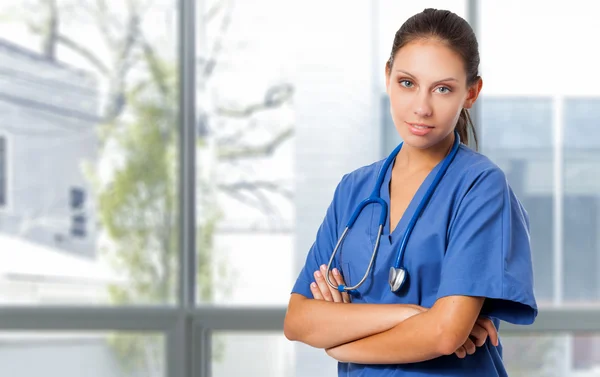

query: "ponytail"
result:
(456, 108), (478, 151)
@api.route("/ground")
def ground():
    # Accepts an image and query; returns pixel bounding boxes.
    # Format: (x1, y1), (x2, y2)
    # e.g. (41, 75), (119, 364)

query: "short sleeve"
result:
(291, 175), (347, 298)
(436, 168), (538, 325)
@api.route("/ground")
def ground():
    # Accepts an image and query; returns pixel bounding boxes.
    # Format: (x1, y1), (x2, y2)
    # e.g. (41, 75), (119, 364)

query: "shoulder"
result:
(450, 144), (528, 220)
(338, 159), (385, 191)
(451, 144), (509, 191)
(329, 159), (386, 212)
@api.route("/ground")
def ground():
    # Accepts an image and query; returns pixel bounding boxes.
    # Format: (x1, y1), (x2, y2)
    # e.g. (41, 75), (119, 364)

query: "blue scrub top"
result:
(291, 144), (538, 377)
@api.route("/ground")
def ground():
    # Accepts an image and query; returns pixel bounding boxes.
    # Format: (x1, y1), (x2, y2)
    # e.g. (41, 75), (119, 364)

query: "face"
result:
(385, 39), (482, 150)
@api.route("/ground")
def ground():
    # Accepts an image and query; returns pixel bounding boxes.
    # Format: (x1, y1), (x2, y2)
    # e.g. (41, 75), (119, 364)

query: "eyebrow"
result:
(395, 69), (458, 84)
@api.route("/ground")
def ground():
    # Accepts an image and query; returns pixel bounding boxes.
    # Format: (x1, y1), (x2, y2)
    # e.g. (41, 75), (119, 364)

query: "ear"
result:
(463, 77), (483, 109)
(385, 62), (391, 95)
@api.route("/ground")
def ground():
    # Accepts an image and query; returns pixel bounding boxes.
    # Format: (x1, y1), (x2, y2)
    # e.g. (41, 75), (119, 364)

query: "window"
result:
(70, 187), (85, 210)
(0, 0), (178, 305)
(0, 135), (5, 207)
(480, 97), (554, 303)
(563, 98), (600, 302)
(70, 188), (86, 238)
(481, 1), (600, 374)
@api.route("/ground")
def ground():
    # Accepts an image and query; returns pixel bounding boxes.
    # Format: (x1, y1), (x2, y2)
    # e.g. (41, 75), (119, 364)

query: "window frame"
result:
(0, 133), (9, 210)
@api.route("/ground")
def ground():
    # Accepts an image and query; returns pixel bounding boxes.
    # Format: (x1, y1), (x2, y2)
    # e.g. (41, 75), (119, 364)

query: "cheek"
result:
(433, 99), (463, 124)
(388, 90), (411, 115)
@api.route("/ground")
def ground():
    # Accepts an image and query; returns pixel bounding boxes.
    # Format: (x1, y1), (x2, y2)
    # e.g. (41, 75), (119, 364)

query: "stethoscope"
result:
(325, 130), (460, 294)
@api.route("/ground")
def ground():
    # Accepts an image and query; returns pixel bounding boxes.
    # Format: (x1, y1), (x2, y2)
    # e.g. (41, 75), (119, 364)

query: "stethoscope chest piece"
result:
(389, 266), (407, 292)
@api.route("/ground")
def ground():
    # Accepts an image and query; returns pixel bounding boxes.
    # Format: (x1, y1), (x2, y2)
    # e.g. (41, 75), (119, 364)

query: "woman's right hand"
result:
(310, 264), (352, 303)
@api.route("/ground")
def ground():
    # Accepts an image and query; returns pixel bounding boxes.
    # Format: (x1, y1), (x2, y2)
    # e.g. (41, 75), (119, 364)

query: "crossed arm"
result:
(283, 265), (498, 364)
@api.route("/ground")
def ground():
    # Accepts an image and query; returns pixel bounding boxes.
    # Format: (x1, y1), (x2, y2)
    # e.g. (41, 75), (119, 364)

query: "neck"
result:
(394, 132), (456, 173)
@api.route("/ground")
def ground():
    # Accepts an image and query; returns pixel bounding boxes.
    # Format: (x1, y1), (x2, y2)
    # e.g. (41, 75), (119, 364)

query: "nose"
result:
(413, 91), (433, 117)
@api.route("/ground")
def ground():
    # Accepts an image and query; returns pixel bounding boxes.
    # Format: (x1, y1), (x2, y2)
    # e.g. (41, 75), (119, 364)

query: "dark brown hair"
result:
(386, 8), (480, 149)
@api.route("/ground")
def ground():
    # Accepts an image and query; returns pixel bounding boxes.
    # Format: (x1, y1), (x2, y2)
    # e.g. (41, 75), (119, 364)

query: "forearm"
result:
(284, 297), (421, 349)
(326, 310), (451, 364)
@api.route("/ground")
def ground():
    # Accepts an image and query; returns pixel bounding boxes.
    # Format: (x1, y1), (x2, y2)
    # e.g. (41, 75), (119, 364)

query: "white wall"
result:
(0, 41), (99, 257)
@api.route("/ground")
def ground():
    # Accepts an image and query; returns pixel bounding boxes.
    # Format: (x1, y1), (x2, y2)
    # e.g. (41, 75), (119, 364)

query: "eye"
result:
(435, 86), (451, 94)
(399, 80), (414, 88)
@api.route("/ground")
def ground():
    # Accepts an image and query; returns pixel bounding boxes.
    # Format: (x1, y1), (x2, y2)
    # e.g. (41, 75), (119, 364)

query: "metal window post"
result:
(175, 0), (197, 375)
(467, 0), (481, 149)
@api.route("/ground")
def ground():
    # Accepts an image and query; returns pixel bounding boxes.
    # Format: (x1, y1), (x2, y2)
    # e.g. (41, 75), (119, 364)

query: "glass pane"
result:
(503, 333), (600, 377)
(482, 1), (600, 306)
(212, 332), (293, 377)
(0, 1), (178, 304)
(480, 97), (554, 303)
(480, 1), (600, 97)
(563, 98), (600, 303)
(0, 135), (6, 206)
(195, 0), (294, 305)
(0, 332), (164, 377)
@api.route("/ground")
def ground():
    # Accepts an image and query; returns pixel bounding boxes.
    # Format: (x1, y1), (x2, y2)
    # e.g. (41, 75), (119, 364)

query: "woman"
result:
(284, 8), (537, 377)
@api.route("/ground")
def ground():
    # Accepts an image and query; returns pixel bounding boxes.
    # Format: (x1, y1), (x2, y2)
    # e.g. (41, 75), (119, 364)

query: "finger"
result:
(463, 338), (476, 355)
(314, 268), (334, 301)
(342, 291), (352, 303)
(454, 346), (466, 359)
(477, 317), (499, 346)
(469, 323), (488, 347)
(318, 265), (343, 303)
(310, 282), (324, 300)
(326, 269), (344, 303)
(332, 268), (351, 303)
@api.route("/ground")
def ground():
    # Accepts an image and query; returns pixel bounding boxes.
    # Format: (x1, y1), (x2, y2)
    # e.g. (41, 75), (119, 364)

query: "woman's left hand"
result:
(310, 264), (351, 303)
(454, 317), (499, 358)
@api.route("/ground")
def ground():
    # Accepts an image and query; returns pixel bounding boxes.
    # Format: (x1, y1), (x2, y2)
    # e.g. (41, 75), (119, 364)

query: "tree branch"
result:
(215, 119), (259, 146)
(40, 0), (58, 60)
(218, 125), (293, 161)
(220, 190), (263, 212)
(138, 32), (170, 99)
(95, 0), (117, 47)
(215, 83), (294, 118)
(249, 187), (282, 225)
(204, 0), (227, 23)
(102, 3), (144, 121)
(218, 180), (293, 200)
(27, 21), (111, 75)
(78, 0), (117, 49)
(221, 186), (281, 225)
(199, 0), (234, 80)
(116, 3), (139, 69)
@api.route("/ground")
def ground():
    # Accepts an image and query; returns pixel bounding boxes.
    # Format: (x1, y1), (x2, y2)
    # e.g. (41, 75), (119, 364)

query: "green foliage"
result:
(98, 95), (178, 305)
(92, 72), (230, 372)
(106, 333), (164, 376)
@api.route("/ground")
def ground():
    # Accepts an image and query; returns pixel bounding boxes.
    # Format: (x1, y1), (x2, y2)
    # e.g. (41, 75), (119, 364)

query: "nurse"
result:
(284, 7), (537, 377)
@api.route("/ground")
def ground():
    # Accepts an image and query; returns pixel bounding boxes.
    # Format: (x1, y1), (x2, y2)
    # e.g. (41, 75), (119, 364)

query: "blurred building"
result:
(0, 38), (126, 377)
(0, 38), (99, 257)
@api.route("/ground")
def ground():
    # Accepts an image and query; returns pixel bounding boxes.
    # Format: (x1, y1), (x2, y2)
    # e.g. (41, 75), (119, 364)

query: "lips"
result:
(406, 122), (434, 136)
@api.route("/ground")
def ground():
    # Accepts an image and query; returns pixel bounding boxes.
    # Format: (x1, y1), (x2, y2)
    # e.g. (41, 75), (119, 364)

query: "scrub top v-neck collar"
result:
(378, 151), (447, 245)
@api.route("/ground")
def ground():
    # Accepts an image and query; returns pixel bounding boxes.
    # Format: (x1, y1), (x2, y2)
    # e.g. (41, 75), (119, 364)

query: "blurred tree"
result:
(0, 0), (293, 375)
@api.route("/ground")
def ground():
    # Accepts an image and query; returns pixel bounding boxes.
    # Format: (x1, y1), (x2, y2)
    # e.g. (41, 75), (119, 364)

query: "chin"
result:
(397, 128), (454, 150)
(397, 130), (437, 149)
